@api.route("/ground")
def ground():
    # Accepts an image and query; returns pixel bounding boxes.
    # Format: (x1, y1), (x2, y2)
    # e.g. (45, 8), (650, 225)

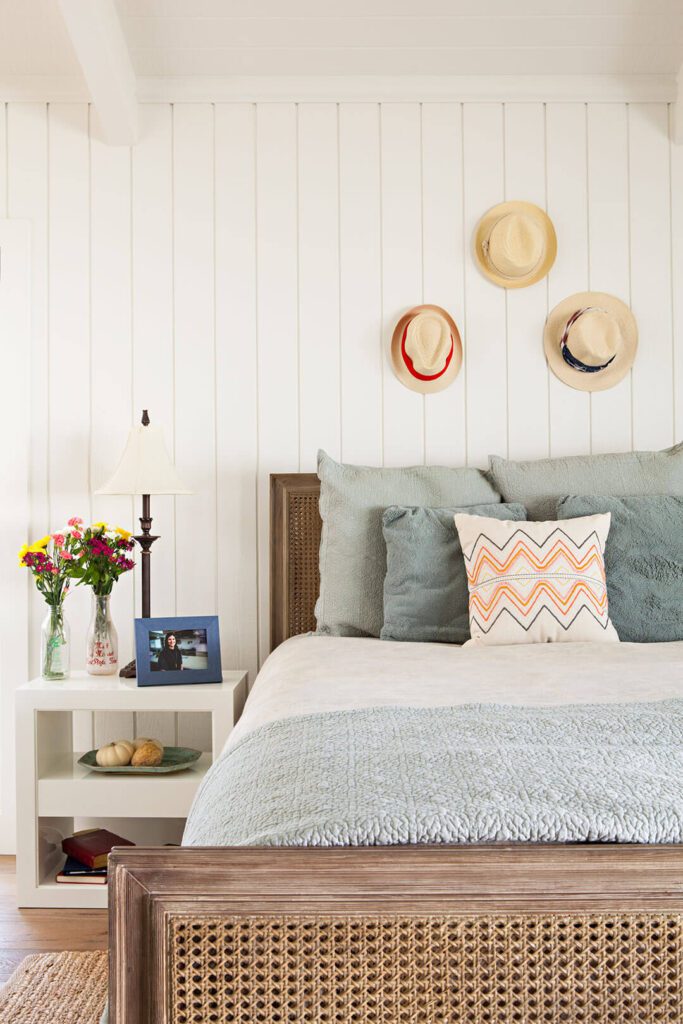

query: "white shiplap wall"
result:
(2, 99), (683, 758)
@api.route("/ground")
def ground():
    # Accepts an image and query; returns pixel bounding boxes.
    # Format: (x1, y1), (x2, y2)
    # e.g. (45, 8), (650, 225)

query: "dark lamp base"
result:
(119, 659), (137, 679)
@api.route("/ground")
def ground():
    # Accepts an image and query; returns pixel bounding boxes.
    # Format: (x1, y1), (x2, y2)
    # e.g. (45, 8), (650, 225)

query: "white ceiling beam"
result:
(673, 64), (683, 145)
(57, 0), (138, 146)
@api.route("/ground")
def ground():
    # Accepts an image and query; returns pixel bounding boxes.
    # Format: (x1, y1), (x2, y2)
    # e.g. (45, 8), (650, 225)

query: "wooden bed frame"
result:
(109, 473), (683, 1023)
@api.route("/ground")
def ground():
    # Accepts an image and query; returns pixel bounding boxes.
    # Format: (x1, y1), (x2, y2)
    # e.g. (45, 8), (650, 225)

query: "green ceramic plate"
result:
(78, 746), (202, 774)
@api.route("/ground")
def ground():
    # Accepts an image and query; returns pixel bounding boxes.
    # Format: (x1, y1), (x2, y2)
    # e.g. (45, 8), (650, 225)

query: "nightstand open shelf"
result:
(16, 670), (247, 908)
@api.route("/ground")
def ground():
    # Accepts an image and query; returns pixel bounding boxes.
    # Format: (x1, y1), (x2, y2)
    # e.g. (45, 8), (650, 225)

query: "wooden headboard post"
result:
(270, 473), (321, 651)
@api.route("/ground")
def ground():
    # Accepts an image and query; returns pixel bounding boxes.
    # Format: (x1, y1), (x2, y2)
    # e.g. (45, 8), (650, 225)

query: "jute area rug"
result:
(0, 951), (107, 1023)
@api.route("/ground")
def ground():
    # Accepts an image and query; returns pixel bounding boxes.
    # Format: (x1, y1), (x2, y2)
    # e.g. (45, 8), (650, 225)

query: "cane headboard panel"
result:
(270, 473), (322, 651)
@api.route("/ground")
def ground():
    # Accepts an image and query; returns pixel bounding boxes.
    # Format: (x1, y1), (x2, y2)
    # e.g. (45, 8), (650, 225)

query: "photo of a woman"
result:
(157, 632), (183, 672)
(147, 627), (210, 673)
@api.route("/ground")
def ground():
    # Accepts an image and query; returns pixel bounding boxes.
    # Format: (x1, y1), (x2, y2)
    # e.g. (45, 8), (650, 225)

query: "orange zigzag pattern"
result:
(467, 537), (606, 585)
(470, 579), (607, 623)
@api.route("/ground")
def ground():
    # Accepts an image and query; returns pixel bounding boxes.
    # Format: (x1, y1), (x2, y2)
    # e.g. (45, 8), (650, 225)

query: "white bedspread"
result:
(229, 635), (683, 751)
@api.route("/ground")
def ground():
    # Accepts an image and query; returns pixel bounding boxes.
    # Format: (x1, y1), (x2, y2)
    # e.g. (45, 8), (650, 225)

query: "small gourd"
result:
(131, 741), (163, 767)
(96, 739), (135, 767)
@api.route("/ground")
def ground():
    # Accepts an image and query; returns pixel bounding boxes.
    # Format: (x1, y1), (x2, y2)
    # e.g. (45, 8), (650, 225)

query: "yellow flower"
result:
(91, 521), (108, 532)
(29, 536), (50, 552)
(114, 526), (132, 541)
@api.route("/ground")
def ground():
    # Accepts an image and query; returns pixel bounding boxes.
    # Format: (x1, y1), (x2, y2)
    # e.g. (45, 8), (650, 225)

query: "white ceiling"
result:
(1, 0), (683, 83)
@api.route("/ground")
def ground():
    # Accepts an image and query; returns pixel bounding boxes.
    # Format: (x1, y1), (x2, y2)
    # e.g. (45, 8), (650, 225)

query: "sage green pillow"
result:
(315, 450), (501, 638)
(381, 502), (526, 644)
(490, 443), (683, 520)
(557, 494), (683, 643)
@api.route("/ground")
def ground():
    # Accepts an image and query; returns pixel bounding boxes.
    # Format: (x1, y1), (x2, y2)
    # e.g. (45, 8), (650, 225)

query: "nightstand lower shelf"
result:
(38, 752), (212, 818)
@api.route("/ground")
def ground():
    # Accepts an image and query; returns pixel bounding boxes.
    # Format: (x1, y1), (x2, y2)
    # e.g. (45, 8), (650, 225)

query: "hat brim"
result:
(543, 291), (638, 393)
(390, 305), (463, 395)
(474, 201), (557, 289)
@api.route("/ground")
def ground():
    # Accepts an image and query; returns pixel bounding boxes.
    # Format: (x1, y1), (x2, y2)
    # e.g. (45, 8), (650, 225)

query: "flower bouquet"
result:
(18, 522), (82, 680)
(67, 522), (135, 675)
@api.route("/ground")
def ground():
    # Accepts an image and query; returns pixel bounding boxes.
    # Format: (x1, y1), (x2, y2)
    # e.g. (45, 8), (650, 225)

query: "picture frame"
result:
(134, 615), (222, 686)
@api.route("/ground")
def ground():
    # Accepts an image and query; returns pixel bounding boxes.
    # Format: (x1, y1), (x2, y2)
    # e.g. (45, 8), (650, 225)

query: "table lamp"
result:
(96, 409), (191, 677)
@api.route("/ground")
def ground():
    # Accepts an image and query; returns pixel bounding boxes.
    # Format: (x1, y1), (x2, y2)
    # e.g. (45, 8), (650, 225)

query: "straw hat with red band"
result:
(543, 291), (638, 392)
(391, 305), (463, 395)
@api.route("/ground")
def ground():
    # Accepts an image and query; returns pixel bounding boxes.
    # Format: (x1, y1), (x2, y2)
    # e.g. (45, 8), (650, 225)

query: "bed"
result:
(109, 473), (683, 1023)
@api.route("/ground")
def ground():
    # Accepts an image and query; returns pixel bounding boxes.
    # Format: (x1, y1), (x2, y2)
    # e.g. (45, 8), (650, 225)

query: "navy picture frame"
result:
(134, 615), (222, 686)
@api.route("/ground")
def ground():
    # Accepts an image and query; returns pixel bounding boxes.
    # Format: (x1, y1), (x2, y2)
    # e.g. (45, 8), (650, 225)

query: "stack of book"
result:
(56, 827), (135, 885)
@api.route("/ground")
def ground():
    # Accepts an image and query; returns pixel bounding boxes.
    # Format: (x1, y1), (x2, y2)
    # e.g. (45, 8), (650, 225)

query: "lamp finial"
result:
(141, 409), (150, 426)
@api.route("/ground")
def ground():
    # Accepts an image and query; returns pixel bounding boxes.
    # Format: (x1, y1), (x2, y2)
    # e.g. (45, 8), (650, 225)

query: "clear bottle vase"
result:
(41, 602), (70, 680)
(86, 593), (118, 675)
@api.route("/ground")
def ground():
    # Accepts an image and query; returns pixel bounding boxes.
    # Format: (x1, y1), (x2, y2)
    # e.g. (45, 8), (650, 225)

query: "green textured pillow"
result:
(315, 450), (501, 638)
(557, 494), (683, 643)
(381, 502), (527, 644)
(490, 443), (683, 520)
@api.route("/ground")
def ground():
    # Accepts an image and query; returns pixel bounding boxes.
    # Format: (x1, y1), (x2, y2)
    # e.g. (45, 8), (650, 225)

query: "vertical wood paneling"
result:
(546, 103), (591, 457)
(587, 104), (632, 454)
(90, 133), (135, 746)
(0, 220), (30, 851)
(173, 104), (215, 750)
(132, 104), (177, 747)
(380, 103), (424, 466)
(214, 102), (259, 687)
(7, 104), (49, 678)
(463, 103), (507, 468)
(298, 103), (341, 470)
(338, 103), (382, 466)
(504, 103), (549, 461)
(255, 103), (299, 662)
(48, 104), (91, 749)
(422, 102), (467, 467)
(629, 104), (674, 450)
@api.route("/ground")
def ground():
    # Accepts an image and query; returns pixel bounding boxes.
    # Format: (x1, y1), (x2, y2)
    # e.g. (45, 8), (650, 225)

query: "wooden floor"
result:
(0, 856), (107, 985)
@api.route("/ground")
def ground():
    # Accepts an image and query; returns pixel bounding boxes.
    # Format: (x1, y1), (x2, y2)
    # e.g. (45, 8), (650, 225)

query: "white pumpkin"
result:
(96, 739), (135, 767)
(132, 736), (163, 754)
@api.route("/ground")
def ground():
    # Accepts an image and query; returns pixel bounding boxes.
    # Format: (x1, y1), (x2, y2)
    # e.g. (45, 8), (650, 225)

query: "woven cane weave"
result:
(170, 913), (683, 1023)
(287, 490), (321, 638)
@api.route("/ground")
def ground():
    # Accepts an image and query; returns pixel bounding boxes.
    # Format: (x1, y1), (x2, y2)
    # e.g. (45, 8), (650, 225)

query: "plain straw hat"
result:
(390, 305), (463, 394)
(543, 291), (638, 392)
(474, 201), (557, 289)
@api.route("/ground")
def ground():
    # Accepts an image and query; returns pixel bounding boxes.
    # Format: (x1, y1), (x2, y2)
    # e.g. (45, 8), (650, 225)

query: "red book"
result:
(61, 828), (134, 870)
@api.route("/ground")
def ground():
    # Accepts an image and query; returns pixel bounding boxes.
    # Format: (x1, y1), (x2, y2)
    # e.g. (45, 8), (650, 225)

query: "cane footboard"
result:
(109, 845), (683, 1023)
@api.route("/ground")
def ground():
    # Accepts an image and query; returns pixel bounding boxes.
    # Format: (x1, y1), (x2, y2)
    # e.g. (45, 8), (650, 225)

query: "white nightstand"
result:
(15, 671), (248, 908)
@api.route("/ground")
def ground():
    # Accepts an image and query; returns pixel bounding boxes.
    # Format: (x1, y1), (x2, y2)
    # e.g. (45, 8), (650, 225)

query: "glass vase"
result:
(86, 593), (118, 675)
(41, 602), (70, 680)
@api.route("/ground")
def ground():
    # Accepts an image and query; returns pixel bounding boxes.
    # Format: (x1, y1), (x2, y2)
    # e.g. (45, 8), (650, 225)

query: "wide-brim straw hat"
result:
(544, 291), (638, 393)
(390, 305), (463, 394)
(474, 201), (557, 289)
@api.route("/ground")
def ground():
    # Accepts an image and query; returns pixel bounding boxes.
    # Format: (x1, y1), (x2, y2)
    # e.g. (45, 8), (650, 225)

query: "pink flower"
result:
(52, 533), (65, 547)
(50, 566), (58, 575)
(60, 551), (74, 560)
(71, 530), (82, 539)
(67, 517), (83, 527)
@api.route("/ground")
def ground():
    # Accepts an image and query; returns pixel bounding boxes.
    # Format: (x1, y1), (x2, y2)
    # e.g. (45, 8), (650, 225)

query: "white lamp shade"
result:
(96, 423), (192, 496)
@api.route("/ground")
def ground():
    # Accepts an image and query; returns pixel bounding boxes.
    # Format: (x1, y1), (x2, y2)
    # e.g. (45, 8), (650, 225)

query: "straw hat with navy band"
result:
(391, 305), (463, 394)
(544, 291), (638, 393)
(474, 200), (557, 289)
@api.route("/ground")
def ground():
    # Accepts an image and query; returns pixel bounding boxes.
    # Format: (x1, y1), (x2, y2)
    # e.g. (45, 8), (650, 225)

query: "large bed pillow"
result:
(381, 502), (526, 645)
(316, 450), (500, 637)
(558, 494), (683, 643)
(454, 512), (619, 647)
(489, 443), (683, 520)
